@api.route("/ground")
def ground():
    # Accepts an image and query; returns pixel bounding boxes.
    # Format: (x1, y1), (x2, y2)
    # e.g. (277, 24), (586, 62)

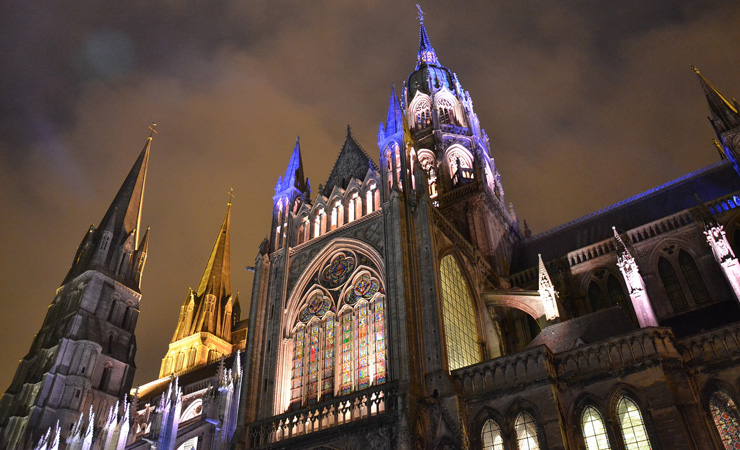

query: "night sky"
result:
(1, 1), (739, 391)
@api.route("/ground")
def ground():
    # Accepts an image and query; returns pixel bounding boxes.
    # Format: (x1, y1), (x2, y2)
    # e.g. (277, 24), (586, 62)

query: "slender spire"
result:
(692, 66), (740, 136)
(98, 136), (151, 252)
(275, 137), (309, 195)
(196, 201), (232, 299)
(385, 85), (403, 137)
(416, 5), (440, 69)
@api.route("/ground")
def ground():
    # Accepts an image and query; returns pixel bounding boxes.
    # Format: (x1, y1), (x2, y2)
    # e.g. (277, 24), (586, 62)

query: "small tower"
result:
(160, 200), (240, 377)
(0, 135), (153, 449)
(693, 66), (740, 176)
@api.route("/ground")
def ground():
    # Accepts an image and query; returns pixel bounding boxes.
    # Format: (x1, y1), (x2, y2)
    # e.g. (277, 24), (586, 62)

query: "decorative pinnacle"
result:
(416, 4), (424, 24)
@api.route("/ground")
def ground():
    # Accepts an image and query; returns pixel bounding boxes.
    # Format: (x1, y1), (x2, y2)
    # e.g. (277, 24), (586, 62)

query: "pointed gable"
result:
(320, 126), (378, 198)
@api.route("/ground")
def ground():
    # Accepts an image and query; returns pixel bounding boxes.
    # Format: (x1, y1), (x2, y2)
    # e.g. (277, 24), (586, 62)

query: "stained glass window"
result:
(709, 391), (740, 449)
(287, 253), (387, 411)
(515, 412), (540, 450)
(481, 419), (504, 450)
(582, 406), (611, 450)
(440, 255), (481, 371)
(678, 250), (710, 305)
(617, 397), (652, 450)
(658, 257), (687, 312)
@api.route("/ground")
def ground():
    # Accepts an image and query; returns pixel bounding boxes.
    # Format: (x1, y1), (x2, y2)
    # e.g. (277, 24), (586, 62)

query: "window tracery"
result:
(481, 419), (504, 450)
(658, 256), (687, 312)
(439, 255), (481, 371)
(616, 396), (651, 450)
(678, 250), (710, 305)
(582, 406), (611, 450)
(515, 412), (540, 450)
(709, 390), (740, 449)
(413, 98), (432, 128)
(285, 250), (386, 411)
(437, 97), (456, 125)
(417, 149), (438, 198)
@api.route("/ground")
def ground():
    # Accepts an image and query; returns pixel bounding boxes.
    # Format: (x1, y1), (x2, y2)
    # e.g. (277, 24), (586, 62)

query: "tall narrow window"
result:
(515, 412), (540, 450)
(709, 391), (740, 449)
(290, 325), (305, 408)
(617, 397), (652, 450)
(607, 275), (628, 311)
(481, 419), (504, 450)
(658, 257), (687, 312)
(100, 365), (112, 392)
(678, 250), (710, 305)
(582, 406), (611, 450)
(589, 281), (607, 312)
(440, 255), (481, 371)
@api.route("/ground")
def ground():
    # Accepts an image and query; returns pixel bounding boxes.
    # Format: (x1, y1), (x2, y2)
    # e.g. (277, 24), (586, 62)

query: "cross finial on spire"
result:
(227, 188), (235, 204)
(148, 122), (158, 139)
(416, 4), (424, 24)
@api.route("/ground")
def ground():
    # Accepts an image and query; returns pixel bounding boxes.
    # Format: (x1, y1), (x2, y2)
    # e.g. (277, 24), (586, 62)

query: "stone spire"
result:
(275, 137), (310, 197)
(613, 227), (658, 327)
(693, 66), (740, 137)
(196, 202), (232, 300)
(64, 136), (152, 289)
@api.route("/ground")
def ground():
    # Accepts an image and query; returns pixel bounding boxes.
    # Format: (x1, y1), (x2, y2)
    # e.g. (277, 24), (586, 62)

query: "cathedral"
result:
(2, 10), (740, 450)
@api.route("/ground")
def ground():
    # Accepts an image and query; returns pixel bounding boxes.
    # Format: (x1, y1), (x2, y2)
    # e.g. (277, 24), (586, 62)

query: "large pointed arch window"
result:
(413, 98), (432, 128)
(439, 255), (481, 371)
(588, 281), (607, 312)
(582, 406), (611, 450)
(481, 419), (504, 450)
(678, 250), (710, 305)
(658, 256), (687, 312)
(515, 412), (540, 450)
(709, 390), (740, 449)
(285, 250), (386, 411)
(616, 397), (652, 450)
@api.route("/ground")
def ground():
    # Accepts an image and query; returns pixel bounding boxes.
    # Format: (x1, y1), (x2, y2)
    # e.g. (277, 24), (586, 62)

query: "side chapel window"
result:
(515, 412), (540, 450)
(481, 419), (504, 450)
(287, 251), (386, 410)
(616, 396), (652, 450)
(582, 406), (611, 450)
(709, 391), (740, 449)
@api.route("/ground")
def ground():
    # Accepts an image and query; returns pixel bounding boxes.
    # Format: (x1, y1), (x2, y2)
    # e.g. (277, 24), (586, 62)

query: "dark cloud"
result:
(1, 0), (738, 389)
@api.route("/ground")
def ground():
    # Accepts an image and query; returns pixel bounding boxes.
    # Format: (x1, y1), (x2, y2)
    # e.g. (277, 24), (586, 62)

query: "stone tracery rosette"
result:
(319, 252), (356, 288)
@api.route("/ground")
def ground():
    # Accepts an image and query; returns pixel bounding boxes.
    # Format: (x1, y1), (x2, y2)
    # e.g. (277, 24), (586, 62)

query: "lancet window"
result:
(709, 390), (740, 449)
(413, 98), (432, 128)
(417, 149), (438, 198)
(439, 254), (481, 371)
(445, 146), (474, 185)
(515, 412), (540, 450)
(616, 396), (652, 450)
(365, 182), (379, 214)
(481, 419), (504, 450)
(582, 406), (611, 450)
(678, 250), (710, 305)
(437, 97), (456, 125)
(658, 256), (687, 312)
(285, 250), (386, 411)
(348, 191), (361, 222)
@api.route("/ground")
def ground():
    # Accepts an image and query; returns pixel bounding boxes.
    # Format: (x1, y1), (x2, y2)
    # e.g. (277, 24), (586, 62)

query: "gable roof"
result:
(320, 126), (378, 198)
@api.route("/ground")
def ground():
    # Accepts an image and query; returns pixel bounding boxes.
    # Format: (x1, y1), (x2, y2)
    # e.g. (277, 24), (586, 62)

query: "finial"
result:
(148, 122), (158, 139)
(227, 188), (235, 204)
(416, 4), (425, 24)
(691, 65), (700, 74)
(346, 124), (352, 136)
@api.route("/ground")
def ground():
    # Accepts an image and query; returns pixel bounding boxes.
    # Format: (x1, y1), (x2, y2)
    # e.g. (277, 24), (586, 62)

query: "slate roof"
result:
(512, 160), (740, 272)
(320, 126), (378, 198)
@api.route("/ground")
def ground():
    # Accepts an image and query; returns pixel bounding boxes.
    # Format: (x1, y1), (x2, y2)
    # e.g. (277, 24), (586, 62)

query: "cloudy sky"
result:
(0, 0), (738, 390)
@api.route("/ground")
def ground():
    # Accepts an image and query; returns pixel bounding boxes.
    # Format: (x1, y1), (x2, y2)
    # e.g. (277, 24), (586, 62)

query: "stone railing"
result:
(677, 322), (740, 366)
(707, 192), (740, 216)
(245, 382), (398, 448)
(452, 347), (553, 398)
(554, 328), (677, 380)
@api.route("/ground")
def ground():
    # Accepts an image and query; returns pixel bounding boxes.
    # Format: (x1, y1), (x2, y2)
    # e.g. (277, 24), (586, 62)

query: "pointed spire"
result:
(196, 201), (231, 299)
(692, 66), (740, 135)
(384, 85), (403, 137)
(276, 137), (309, 196)
(98, 136), (151, 253)
(538, 255), (560, 321)
(416, 5), (440, 69)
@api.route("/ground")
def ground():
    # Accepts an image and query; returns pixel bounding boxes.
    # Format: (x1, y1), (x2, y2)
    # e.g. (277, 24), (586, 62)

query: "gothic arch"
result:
(443, 144), (474, 179)
(433, 87), (466, 127)
(408, 90), (432, 129)
(471, 407), (506, 450)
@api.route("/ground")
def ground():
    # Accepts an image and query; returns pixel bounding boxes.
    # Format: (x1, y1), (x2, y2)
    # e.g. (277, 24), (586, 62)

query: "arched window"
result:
(414, 98), (432, 128)
(187, 347), (197, 366)
(365, 182), (379, 214)
(176, 351), (185, 371)
(330, 198), (343, 230)
(313, 207), (325, 238)
(582, 406), (611, 450)
(285, 250), (386, 411)
(515, 412), (540, 450)
(100, 364), (113, 392)
(658, 256), (687, 312)
(481, 419), (504, 450)
(588, 281), (607, 312)
(678, 250), (710, 305)
(616, 397), (652, 450)
(439, 255), (481, 371)
(437, 97), (455, 125)
(348, 191), (360, 222)
(709, 390), (740, 449)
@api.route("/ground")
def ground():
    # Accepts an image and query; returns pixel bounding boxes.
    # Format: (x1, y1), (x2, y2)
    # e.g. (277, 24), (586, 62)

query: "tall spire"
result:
(416, 5), (440, 69)
(692, 66), (740, 136)
(196, 201), (232, 299)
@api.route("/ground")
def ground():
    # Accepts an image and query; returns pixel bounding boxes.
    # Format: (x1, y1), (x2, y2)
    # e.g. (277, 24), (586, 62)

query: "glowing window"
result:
(678, 250), (710, 305)
(515, 412), (540, 450)
(481, 419), (504, 450)
(617, 397), (652, 450)
(437, 97), (455, 125)
(439, 255), (480, 371)
(582, 406), (611, 450)
(709, 391), (740, 449)
(658, 257), (687, 312)
(414, 99), (432, 127)
(286, 256), (386, 411)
